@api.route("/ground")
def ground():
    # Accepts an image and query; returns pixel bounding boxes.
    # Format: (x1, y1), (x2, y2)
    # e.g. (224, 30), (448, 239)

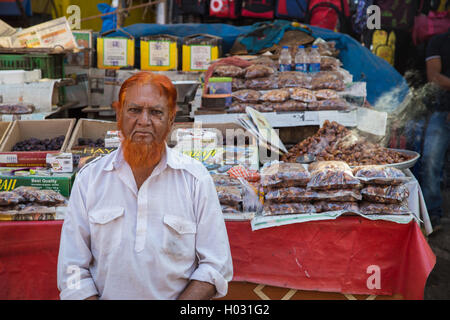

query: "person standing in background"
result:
(421, 29), (450, 232)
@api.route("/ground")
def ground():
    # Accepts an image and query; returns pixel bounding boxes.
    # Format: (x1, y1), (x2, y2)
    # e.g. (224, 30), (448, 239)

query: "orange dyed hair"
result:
(114, 71), (178, 124)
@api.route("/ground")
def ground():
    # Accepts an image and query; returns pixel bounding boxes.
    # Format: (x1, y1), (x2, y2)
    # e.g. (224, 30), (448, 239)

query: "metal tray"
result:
(346, 149), (420, 170)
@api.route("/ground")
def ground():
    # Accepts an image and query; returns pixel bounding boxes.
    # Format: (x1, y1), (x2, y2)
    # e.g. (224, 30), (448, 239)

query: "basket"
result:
(0, 53), (65, 79)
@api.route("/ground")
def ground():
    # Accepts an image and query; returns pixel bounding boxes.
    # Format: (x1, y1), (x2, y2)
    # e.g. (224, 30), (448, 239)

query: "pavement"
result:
(424, 189), (450, 299)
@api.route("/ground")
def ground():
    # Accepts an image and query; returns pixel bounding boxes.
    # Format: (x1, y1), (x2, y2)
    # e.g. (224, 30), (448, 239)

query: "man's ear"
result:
(112, 101), (120, 123)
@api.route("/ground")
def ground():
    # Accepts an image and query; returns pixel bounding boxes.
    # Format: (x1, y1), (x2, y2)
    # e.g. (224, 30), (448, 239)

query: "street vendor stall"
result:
(0, 18), (437, 301)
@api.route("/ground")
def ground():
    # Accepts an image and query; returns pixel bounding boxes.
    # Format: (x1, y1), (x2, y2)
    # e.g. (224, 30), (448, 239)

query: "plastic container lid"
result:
(298, 45), (305, 48)
(312, 45), (318, 48)
(282, 46), (289, 49)
(208, 77), (232, 83)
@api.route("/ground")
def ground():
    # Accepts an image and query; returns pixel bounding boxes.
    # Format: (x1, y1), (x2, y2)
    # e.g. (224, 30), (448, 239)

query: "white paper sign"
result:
(190, 45), (211, 70)
(103, 38), (128, 67)
(357, 107), (387, 136)
(149, 41), (170, 66)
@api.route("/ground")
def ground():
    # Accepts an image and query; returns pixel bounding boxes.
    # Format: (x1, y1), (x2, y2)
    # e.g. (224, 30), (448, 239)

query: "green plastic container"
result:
(0, 53), (65, 79)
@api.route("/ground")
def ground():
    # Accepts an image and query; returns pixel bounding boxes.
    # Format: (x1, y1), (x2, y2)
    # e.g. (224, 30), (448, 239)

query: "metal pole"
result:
(156, 0), (167, 24)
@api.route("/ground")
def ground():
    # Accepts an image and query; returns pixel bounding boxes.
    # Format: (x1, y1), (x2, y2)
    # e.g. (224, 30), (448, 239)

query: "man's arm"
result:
(426, 57), (450, 90)
(177, 280), (217, 300)
(57, 174), (99, 300)
(186, 174), (233, 299)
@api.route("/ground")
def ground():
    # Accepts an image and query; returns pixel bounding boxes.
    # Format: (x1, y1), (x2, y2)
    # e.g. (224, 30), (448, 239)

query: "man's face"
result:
(120, 83), (173, 144)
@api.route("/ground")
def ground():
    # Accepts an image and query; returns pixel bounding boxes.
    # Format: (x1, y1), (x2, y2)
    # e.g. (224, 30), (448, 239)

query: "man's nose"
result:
(137, 110), (152, 126)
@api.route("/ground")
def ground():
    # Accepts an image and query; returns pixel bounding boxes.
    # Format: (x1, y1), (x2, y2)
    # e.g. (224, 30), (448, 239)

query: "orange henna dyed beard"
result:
(119, 121), (170, 169)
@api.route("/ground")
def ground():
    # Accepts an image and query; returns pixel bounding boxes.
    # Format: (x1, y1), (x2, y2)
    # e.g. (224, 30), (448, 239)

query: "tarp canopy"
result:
(107, 21), (409, 107)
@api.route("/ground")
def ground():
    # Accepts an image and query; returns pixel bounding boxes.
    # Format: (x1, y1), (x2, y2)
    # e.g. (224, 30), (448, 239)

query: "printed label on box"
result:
(190, 45), (211, 70)
(149, 41), (170, 67)
(0, 154), (18, 163)
(103, 38), (127, 67)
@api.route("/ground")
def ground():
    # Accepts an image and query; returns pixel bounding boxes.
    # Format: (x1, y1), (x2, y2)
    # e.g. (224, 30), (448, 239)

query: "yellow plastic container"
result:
(97, 37), (135, 69)
(182, 34), (222, 72)
(140, 34), (178, 71)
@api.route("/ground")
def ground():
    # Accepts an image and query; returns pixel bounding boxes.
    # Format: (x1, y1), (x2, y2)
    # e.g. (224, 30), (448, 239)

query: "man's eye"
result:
(151, 110), (163, 115)
(129, 108), (140, 113)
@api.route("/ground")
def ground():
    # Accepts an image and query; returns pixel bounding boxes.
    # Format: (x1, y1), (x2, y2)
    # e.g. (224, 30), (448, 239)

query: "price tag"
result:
(0, 154), (18, 163)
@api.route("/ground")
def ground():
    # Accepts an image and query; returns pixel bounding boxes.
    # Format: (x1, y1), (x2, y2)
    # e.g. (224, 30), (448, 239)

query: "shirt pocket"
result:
(162, 214), (197, 261)
(88, 207), (125, 256)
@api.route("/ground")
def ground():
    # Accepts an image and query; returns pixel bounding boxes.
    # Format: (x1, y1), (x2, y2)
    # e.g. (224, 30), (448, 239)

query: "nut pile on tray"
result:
(281, 120), (413, 166)
(0, 186), (67, 220)
(212, 56), (351, 113)
(260, 161), (412, 216)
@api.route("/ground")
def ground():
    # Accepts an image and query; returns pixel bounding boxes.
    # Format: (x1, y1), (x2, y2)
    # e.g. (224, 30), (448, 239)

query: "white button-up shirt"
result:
(57, 145), (233, 300)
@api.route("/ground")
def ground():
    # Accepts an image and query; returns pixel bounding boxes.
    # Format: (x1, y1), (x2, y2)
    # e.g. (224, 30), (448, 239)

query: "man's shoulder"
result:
(167, 148), (211, 181)
(76, 150), (117, 178)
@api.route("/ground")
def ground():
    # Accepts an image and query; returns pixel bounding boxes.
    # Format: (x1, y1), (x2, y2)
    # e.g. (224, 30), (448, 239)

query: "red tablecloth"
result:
(0, 217), (436, 300)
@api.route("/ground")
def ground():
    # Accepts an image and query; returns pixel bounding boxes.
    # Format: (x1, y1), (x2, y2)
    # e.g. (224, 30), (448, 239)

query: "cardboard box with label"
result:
(0, 168), (76, 198)
(0, 119), (75, 167)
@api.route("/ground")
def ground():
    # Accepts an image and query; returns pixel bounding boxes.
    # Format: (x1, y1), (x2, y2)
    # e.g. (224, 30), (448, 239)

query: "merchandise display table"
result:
(0, 217), (435, 300)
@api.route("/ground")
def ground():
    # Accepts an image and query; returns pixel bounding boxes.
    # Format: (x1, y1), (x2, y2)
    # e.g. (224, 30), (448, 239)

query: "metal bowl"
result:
(348, 149), (420, 170)
(384, 148), (420, 170)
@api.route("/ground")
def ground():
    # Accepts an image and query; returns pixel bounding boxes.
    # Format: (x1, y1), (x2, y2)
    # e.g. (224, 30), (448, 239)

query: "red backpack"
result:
(306, 0), (351, 32)
(241, 0), (275, 19)
(210, 0), (241, 19)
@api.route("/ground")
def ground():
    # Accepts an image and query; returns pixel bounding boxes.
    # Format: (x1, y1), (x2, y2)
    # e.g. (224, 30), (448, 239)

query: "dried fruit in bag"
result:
(307, 161), (361, 190)
(0, 191), (25, 206)
(316, 99), (349, 111)
(264, 187), (307, 203)
(263, 202), (316, 215)
(36, 189), (66, 205)
(261, 162), (310, 188)
(361, 185), (409, 204)
(314, 201), (359, 213)
(212, 174), (241, 186)
(214, 65), (245, 78)
(221, 204), (241, 214)
(353, 166), (408, 185)
(278, 72), (312, 88)
(216, 186), (242, 206)
(320, 56), (342, 70)
(308, 161), (351, 172)
(232, 78), (247, 91)
(359, 201), (412, 215)
(272, 100), (308, 112)
(290, 88), (316, 102)
(231, 89), (261, 103)
(260, 89), (290, 102)
(245, 77), (278, 90)
(314, 89), (339, 100)
(12, 186), (41, 202)
(19, 205), (56, 214)
(244, 64), (275, 79)
(309, 189), (361, 202)
(228, 102), (261, 113)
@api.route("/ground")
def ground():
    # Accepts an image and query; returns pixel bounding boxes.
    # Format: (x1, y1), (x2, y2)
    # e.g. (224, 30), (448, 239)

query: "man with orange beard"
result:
(57, 72), (233, 300)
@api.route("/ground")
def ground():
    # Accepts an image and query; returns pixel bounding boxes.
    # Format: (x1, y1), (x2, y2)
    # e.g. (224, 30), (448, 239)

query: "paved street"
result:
(424, 189), (450, 299)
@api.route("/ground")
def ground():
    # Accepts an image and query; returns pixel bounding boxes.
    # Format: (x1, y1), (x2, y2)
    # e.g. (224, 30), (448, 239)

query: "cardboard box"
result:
(0, 168), (76, 197)
(0, 121), (12, 147)
(67, 118), (118, 154)
(0, 119), (75, 167)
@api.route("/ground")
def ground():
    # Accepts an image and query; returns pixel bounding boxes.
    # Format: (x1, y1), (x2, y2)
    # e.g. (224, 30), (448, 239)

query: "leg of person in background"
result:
(420, 111), (450, 232)
(405, 118), (426, 178)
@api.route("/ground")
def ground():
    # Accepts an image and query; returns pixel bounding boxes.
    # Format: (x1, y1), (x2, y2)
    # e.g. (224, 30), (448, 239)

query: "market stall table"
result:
(0, 216), (435, 300)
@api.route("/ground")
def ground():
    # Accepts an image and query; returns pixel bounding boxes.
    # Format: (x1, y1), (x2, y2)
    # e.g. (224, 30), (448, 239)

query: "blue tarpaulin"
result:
(107, 21), (409, 107)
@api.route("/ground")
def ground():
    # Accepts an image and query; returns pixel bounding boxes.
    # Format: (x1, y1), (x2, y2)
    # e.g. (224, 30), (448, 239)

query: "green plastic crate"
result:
(0, 53), (65, 79)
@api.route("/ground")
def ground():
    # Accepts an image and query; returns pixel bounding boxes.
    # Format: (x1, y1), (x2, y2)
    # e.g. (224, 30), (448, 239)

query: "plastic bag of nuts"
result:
(261, 162), (311, 188)
(361, 185), (409, 204)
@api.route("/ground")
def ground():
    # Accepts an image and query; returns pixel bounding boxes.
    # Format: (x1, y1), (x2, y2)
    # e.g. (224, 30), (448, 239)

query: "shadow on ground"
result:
(424, 189), (450, 299)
